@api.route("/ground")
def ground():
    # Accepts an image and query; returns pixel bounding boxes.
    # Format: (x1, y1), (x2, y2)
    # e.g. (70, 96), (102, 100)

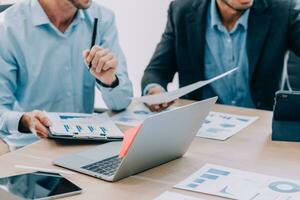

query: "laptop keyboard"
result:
(81, 155), (122, 177)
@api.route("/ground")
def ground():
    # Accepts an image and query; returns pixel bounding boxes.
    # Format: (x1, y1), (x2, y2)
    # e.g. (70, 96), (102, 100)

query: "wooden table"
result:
(0, 101), (299, 200)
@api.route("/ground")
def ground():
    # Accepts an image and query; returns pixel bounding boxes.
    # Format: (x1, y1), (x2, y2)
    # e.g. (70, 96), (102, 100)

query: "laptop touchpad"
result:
(76, 142), (122, 161)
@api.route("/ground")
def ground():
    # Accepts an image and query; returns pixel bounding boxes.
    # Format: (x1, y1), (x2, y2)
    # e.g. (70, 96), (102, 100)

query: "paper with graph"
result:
(133, 68), (238, 105)
(197, 112), (258, 140)
(46, 112), (123, 139)
(175, 164), (300, 200)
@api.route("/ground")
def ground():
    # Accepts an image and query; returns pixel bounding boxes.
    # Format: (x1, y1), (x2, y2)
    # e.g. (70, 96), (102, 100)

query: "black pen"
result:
(89, 18), (98, 71)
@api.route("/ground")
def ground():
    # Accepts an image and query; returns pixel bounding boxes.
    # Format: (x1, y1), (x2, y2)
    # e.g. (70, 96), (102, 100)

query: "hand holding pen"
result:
(83, 18), (118, 86)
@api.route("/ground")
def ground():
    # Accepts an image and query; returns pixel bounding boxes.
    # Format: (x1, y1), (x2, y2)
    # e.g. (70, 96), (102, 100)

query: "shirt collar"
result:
(73, 9), (86, 25)
(237, 9), (250, 31)
(31, 0), (50, 26)
(31, 0), (86, 27)
(210, 0), (222, 29)
(210, 0), (250, 32)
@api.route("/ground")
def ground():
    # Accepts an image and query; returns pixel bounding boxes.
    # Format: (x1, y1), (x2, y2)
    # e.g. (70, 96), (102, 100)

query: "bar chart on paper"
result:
(197, 112), (258, 140)
(46, 112), (123, 138)
(175, 164), (300, 200)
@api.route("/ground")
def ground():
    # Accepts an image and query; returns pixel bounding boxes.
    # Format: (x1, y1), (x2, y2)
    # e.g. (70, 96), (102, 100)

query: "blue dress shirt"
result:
(0, 0), (133, 148)
(145, 0), (255, 108)
(204, 0), (255, 107)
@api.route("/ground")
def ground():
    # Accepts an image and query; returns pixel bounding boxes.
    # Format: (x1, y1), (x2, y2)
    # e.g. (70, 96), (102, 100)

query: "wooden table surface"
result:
(0, 101), (299, 200)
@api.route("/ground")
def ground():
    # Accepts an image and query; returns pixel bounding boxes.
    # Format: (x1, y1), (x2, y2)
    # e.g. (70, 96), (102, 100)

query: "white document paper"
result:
(133, 68), (238, 105)
(46, 112), (123, 138)
(111, 103), (174, 127)
(175, 164), (300, 200)
(197, 112), (258, 140)
(154, 191), (206, 200)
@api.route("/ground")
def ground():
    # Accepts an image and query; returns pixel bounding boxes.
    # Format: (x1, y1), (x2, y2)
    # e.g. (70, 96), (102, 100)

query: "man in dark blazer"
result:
(142, 0), (300, 111)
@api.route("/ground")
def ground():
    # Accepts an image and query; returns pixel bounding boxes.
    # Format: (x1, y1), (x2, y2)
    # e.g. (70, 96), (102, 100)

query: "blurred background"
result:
(95, 0), (177, 108)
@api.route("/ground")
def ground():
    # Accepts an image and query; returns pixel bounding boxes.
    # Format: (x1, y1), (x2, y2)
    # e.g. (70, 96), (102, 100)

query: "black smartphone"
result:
(273, 91), (300, 121)
(272, 90), (300, 142)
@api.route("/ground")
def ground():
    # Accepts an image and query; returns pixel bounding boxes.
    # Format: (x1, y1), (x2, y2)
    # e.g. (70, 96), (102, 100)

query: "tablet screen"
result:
(0, 171), (81, 200)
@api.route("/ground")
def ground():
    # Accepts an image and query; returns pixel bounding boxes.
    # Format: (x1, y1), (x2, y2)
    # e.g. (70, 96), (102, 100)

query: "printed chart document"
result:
(154, 191), (206, 200)
(175, 164), (300, 200)
(46, 112), (123, 139)
(197, 112), (258, 140)
(133, 68), (238, 105)
(113, 107), (257, 140)
(112, 104), (174, 127)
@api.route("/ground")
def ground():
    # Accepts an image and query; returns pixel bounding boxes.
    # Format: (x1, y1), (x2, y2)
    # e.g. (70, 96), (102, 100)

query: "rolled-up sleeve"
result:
(96, 10), (133, 111)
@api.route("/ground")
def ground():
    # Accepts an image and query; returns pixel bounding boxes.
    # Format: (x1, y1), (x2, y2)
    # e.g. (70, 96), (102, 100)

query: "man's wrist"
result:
(18, 115), (30, 133)
(96, 75), (119, 88)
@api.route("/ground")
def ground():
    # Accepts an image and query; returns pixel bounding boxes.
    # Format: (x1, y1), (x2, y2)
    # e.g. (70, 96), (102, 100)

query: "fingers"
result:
(83, 46), (118, 85)
(21, 110), (51, 138)
(145, 86), (171, 112)
(145, 99), (176, 113)
(147, 102), (173, 112)
(32, 119), (49, 138)
(92, 49), (110, 70)
(83, 46), (116, 74)
(32, 110), (52, 127)
(82, 49), (90, 66)
(94, 52), (113, 73)
(85, 45), (111, 69)
(86, 45), (102, 64)
(102, 57), (117, 71)
(148, 104), (164, 112)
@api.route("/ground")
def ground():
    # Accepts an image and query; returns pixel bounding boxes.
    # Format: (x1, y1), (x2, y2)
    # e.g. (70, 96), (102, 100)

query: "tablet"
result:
(0, 171), (82, 200)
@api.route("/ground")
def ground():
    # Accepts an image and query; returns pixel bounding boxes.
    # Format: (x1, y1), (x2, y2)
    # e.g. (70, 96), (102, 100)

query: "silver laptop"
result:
(53, 97), (217, 182)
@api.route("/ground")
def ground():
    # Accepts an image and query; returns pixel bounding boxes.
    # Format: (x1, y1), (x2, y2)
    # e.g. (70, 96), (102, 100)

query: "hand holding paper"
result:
(134, 67), (238, 105)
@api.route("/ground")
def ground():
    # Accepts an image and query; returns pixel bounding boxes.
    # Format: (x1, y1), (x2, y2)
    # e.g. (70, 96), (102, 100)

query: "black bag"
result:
(272, 91), (300, 142)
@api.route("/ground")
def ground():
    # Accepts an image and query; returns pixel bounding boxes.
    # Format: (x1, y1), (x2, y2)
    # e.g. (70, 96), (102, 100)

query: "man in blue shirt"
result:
(0, 0), (133, 150)
(142, 0), (300, 112)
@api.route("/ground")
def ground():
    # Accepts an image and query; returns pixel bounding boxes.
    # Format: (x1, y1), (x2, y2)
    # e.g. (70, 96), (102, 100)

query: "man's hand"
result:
(146, 86), (175, 112)
(19, 110), (52, 138)
(83, 45), (118, 86)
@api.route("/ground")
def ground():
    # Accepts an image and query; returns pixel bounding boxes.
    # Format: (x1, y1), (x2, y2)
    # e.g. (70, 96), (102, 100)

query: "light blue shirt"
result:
(0, 0), (133, 148)
(204, 0), (254, 107)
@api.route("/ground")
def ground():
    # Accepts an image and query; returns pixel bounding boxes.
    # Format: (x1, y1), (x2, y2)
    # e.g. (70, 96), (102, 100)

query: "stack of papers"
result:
(46, 112), (123, 139)
(197, 112), (258, 140)
(175, 164), (300, 199)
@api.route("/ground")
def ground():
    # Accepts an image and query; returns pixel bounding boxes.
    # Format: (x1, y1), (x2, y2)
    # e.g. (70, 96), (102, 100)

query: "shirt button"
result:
(67, 92), (72, 97)
(66, 66), (70, 71)
(231, 100), (236, 105)
(227, 39), (231, 43)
